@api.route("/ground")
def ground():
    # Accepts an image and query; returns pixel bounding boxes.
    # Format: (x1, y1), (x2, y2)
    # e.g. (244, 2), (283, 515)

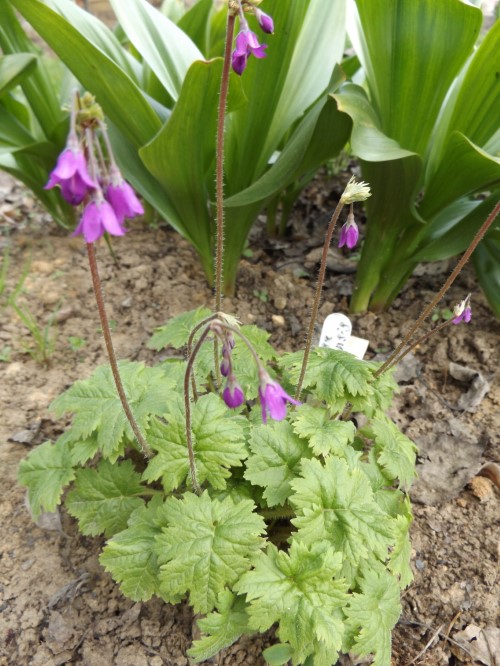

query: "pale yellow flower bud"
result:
(340, 177), (371, 204)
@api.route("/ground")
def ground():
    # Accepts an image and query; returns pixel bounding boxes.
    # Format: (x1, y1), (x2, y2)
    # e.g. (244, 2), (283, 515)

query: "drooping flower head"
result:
(45, 131), (97, 205)
(232, 26), (267, 75)
(223, 374), (245, 408)
(258, 370), (300, 423)
(338, 209), (359, 249)
(452, 295), (472, 325)
(105, 165), (144, 223)
(72, 188), (126, 244)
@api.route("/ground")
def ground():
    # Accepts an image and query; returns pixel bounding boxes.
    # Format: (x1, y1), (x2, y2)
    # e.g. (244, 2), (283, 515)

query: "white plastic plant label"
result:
(319, 313), (369, 360)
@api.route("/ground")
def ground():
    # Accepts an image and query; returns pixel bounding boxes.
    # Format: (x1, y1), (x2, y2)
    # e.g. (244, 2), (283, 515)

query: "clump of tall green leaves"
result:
(7, 0), (352, 293)
(334, 0), (500, 314)
(19, 306), (415, 666)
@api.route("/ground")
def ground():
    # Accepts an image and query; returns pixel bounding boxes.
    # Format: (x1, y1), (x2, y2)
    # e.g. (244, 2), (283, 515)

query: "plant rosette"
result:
(19, 306), (416, 666)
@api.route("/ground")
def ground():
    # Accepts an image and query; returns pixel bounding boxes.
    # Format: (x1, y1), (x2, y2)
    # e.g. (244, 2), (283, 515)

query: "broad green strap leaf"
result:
(50, 362), (173, 461)
(140, 60), (225, 272)
(0, 104), (38, 151)
(188, 591), (249, 662)
(109, 0), (203, 102)
(350, 0), (482, 155)
(18, 440), (76, 519)
(344, 565), (401, 666)
(224, 67), (349, 208)
(413, 191), (500, 262)
(66, 460), (145, 537)
(0, 53), (36, 97)
(155, 491), (265, 613)
(100, 495), (167, 601)
(235, 542), (348, 665)
(0, 0), (64, 136)
(290, 458), (395, 582)
(244, 421), (312, 507)
(12, 0), (161, 147)
(144, 394), (247, 492)
(445, 19), (500, 149)
(472, 236), (500, 318)
(291, 405), (356, 457)
(178, 0), (214, 58)
(333, 84), (415, 162)
(419, 133), (500, 219)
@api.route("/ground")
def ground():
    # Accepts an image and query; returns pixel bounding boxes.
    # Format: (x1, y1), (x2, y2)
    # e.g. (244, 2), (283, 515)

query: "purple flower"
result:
(452, 302), (472, 325)
(259, 373), (300, 423)
(223, 376), (245, 409)
(338, 213), (359, 249)
(255, 8), (274, 34)
(72, 190), (126, 243)
(231, 27), (267, 75)
(220, 356), (231, 377)
(105, 166), (144, 222)
(45, 132), (97, 205)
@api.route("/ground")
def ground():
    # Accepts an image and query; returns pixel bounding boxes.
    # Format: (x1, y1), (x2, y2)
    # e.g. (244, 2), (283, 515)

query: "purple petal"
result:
(99, 201), (126, 237)
(252, 44), (268, 59)
(106, 181), (144, 222)
(256, 9), (274, 34)
(232, 50), (248, 75)
(223, 382), (245, 408)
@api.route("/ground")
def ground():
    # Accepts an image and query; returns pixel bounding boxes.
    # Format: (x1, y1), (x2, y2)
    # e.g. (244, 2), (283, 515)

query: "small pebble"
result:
(272, 314), (285, 327)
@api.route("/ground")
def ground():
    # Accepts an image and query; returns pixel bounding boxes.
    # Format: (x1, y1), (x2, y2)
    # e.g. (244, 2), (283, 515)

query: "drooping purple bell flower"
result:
(223, 375), (245, 409)
(258, 372), (300, 423)
(45, 131), (97, 206)
(72, 188), (126, 243)
(105, 165), (144, 222)
(338, 212), (359, 249)
(231, 27), (267, 75)
(452, 296), (472, 325)
(255, 8), (274, 34)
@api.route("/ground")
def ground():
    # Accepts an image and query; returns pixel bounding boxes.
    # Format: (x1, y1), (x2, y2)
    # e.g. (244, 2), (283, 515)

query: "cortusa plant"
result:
(18, 1), (498, 664)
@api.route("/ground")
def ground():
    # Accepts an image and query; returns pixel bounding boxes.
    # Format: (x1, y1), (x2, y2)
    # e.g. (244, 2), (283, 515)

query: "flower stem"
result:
(382, 319), (453, 373)
(86, 243), (152, 458)
(295, 199), (345, 400)
(184, 326), (213, 495)
(374, 198), (500, 378)
(214, 11), (235, 312)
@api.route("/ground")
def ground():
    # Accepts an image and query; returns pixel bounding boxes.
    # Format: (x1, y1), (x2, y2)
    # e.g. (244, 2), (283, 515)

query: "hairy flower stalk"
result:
(295, 178), (371, 400)
(374, 199), (500, 378)
(382, 297), (472, 372)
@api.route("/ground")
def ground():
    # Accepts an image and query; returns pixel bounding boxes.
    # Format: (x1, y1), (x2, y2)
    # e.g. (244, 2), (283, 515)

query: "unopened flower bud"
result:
(340, 177), (371, 204)
(338, 211), (359, 249)
(223, 375), (245, 408)
(255, 8), (274, 34)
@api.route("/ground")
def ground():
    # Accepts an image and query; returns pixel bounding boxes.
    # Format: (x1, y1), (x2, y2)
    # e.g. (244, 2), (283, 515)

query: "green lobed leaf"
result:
(262, 644), (294, 666)
(155, 491), (265, 613)
(100, 495), (168, 601)
(369, 413), (417, 489)
(291, 404), (356, 457)
(66, 459), (145, 537)
(290, 458), (395, 582)
(148, 306), (213, 350)
(50, 361), (173, 462)
(143, 393), (247, 492)
(18, 439), (76, 519)
(344, 565), (402, 666)
(279, 348), (373, 411)
(244, 421), (312, 507)
(388, 504), (413, 589)
(235, 542), (348, 665)
(188, 591), (250, 662)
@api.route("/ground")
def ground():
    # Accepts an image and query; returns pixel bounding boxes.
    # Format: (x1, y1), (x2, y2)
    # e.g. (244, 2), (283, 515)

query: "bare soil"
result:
(0, 171), (499, 666)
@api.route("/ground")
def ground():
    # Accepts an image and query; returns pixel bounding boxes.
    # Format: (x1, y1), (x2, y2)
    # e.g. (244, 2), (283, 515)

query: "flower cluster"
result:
(45, 93), (143, 244)
(211, 320), (299, 421)
(231, 3), (273, 75)
(452, 295), (472, 325)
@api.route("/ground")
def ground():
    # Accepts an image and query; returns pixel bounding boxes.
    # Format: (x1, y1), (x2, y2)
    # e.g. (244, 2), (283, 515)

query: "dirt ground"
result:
(0, 169), (499, 666)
